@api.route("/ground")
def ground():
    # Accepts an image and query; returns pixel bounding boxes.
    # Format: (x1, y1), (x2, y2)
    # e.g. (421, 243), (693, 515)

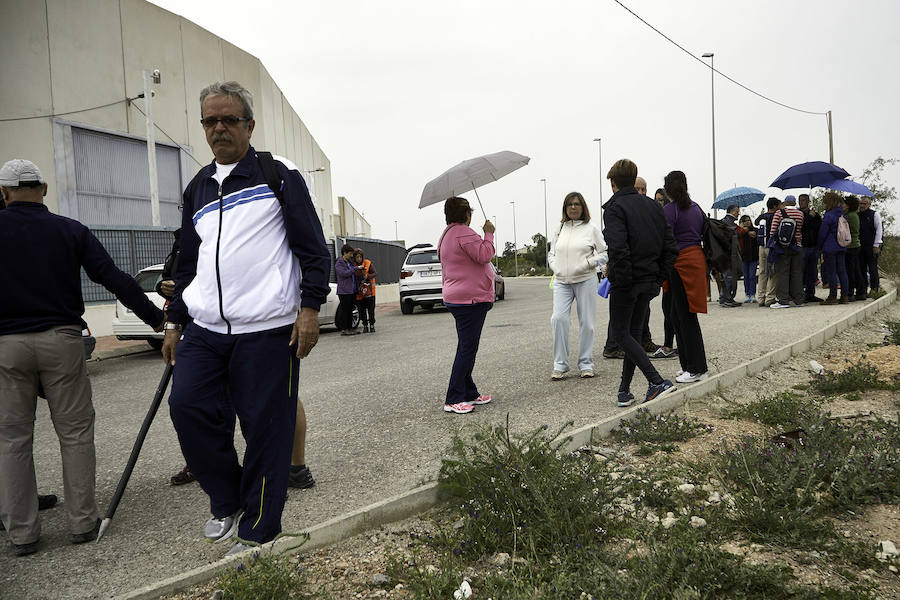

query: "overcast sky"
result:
(150, 0), (900, 250)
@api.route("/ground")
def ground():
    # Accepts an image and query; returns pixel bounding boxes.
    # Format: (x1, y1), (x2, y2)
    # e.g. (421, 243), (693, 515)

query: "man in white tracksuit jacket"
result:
(548, 192), (606, 380)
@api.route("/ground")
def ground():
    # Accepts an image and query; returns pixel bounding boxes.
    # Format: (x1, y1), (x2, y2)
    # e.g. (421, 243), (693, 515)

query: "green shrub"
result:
(613, 409), (712, 444)
(813, 358), (899, 395)
(215, 553), (301, 600)
(885, 320), (900, 345)
(722, 392), (820, 427)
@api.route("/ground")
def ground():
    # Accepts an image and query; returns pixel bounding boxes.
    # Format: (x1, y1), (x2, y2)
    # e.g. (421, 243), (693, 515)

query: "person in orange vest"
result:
(354, 248), (377, 333)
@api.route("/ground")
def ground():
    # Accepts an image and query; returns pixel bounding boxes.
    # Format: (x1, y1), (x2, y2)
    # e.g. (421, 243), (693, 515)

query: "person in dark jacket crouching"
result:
(602, 159), (678, 408)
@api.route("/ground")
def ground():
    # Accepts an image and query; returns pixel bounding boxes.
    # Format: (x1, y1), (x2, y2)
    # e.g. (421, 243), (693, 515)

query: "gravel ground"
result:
(2, 278), (894, 599)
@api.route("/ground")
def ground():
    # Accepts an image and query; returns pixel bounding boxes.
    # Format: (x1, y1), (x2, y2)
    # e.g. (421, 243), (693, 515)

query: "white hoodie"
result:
(548, 220), (607, 284)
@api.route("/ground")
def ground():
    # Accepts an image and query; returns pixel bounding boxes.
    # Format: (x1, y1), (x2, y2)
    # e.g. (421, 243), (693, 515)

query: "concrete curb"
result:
(119, 288), (896, 599)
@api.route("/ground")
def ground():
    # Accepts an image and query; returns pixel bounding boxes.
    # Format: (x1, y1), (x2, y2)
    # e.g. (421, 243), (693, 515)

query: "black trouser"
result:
(445, 303), (491, 404)
(604, 303), (653, 351)
(845, 247), (863, 298)
(860, 245), (880, 292)
(661, 290), (675, 348)
(336, 293), (356, 330)
(357, 296), (376, 326)
(669, 270), (708, 375)
(609, 282), (664, 391)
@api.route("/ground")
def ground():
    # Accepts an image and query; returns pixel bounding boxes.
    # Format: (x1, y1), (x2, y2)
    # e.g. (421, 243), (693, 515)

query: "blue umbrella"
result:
(817, 178), (874, 197)
(712, 186), (765, 210)
(770, 161), (850, 190)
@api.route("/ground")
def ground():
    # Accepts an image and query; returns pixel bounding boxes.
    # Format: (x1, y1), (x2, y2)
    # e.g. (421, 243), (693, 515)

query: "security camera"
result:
(152, 69), (161, 84)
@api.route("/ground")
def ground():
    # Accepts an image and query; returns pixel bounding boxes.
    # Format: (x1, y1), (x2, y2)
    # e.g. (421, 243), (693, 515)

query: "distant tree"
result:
(503, 241), (516, 258)
(530, 233), (548, 267)
(858, 156), (897, 233)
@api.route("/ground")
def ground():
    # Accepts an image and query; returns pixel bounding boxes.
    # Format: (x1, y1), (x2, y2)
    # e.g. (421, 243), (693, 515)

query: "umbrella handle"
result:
(471, 186), (487, 221)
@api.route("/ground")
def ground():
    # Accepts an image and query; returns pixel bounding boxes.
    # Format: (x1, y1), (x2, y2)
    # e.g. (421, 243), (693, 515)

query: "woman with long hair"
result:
(547, 192), (606, 380)
(353, 248), (377, 333)
(662, 171), (708, 383)
(817, 192), (850, 305)
(438, 197), (496, 414)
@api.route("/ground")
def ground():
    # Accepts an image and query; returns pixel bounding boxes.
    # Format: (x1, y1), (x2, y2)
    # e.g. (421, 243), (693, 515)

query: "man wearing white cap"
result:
(0, 159), (165, 556)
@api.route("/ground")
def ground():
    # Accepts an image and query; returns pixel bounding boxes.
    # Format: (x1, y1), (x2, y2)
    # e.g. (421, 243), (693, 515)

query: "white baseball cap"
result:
(0, 159), (44, 186)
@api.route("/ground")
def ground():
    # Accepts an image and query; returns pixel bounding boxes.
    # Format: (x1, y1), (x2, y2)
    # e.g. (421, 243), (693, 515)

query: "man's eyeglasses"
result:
(200, 115), (250, 129)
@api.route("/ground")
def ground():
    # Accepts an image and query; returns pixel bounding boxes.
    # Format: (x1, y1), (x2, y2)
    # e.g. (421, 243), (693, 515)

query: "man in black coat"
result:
(602, 159), (678, 407)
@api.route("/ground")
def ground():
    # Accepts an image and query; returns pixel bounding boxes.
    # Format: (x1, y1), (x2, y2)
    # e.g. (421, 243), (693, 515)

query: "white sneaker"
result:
(551, 370), (567, 380)
(675, 369), (685, 378)
(769, 302), (791, 309)
(204, 510), (241, 542)
(675, 371), (708, 383)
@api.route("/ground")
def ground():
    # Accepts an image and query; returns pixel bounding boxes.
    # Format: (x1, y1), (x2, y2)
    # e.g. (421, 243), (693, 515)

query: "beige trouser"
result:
(0, 326), (97, 544)
(757, 246), (776, 304)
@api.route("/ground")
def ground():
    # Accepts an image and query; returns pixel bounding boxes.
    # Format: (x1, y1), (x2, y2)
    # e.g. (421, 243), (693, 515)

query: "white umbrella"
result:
(419, 150), (531, 217)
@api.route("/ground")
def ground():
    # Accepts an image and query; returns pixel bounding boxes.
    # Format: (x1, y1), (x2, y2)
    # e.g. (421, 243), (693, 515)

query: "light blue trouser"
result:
(551, 278), (597, 372)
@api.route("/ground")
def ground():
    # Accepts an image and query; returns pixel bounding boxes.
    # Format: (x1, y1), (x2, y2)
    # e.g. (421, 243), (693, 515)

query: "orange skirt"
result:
(663, 245), (708, 314)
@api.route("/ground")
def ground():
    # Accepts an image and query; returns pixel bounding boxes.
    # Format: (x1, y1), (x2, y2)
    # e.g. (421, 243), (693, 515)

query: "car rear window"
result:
(135, 270), (162, 293)
(406, 251), (439, 265)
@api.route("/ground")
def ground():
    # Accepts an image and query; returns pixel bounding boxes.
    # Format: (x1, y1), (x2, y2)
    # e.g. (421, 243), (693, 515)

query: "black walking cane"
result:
(96, 363), (174, 542)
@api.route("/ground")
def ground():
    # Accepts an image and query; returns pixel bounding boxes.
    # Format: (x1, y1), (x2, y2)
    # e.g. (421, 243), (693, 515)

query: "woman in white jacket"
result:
(548, 192), (606, 380)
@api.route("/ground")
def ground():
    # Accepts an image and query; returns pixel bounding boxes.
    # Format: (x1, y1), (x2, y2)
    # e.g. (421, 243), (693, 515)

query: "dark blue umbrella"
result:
(770, 161), (850, 190)
(712, 186), (765, 210)
(818, 178), (874, 197)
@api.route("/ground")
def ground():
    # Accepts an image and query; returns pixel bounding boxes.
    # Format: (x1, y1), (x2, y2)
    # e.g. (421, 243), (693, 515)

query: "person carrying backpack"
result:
(754, 198), (781, 306)
(817, 192), (850, 305)
(767, 195), (805, 309)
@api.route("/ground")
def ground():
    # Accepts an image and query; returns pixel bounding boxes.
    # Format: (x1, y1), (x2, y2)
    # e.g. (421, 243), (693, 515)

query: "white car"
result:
(398, 246), (505, 315)
(112, 264), (355, 348)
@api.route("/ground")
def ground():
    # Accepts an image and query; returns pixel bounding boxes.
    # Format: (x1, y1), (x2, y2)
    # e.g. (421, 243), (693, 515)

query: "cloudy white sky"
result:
(151, 0), (900, 250)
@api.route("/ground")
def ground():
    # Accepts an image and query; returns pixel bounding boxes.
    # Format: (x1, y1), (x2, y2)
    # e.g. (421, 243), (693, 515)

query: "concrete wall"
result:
(0, 0), (333, 220)
(334, 196), (373, 237)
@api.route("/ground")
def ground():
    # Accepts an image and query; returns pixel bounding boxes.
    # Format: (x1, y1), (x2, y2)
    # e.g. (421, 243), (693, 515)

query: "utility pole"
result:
(143, 69), (161, 226)
(593, 137), (603, 229)
(510, 201), (518, 277)
(702, 53), (718, 218)
(541, 178), (548, 271)
(827, 110), (834, 164)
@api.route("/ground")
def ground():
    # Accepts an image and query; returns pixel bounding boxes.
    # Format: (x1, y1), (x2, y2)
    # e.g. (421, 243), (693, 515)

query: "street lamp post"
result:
(510, 201), (518, 277)
(593, 137), (603, 229)
(541, 178), (548, 271)
(394, 220), (398, 240)
(492, 215), (498, 268)
(702, 52), (718, 218)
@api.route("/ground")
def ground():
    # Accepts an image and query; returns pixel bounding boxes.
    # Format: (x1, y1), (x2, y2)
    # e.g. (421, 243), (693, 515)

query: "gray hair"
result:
(199, 81), (254, 119)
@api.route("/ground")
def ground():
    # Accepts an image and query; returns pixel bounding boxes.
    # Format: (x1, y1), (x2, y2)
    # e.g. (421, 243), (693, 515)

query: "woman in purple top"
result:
(662, 171), (708, 384)
(334, 244), (359, 335)
(817, 192), (849, 305)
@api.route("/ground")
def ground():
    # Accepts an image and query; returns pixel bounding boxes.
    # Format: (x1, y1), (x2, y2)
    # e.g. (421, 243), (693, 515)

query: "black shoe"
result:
(71, 519), (101, 544)
(603, 348), (625, 359)
(13, 541), (38, 556)
(805, 296), (824, 303)
(369, 325), (375, 333)
(170, 465), (196, 486)
(37, 494), (58, 511)
(288, 465), (316, 489)
(363, 324), (370, 333)
(642, 341), (661, 353)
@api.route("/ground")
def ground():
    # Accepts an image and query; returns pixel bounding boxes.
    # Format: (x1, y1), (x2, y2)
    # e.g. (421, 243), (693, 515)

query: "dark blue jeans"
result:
(446, 303), (491, 404)
(821, 251), (848, 298)
(741, 260), (758, 298)
(802, 247), (819, 299)
(609, 283), (663, 391)
(169, 323), (298, 544)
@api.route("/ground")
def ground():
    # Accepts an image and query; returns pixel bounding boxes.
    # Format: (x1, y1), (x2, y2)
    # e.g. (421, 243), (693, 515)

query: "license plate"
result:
(421, 270), (441, 277)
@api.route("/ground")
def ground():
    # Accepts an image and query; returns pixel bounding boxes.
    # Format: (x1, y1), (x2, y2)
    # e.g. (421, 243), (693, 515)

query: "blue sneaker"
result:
(645, 380), (675, 403)
(617, 391), (635, 407)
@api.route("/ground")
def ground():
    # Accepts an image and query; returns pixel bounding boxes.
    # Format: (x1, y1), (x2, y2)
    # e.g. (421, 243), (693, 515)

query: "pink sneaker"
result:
(443, 402), (474, 414)
(470, 394), (492, 405)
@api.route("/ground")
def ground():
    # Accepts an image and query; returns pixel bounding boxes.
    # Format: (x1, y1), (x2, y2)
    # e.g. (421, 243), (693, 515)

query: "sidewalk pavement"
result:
(89, 336), (155, 362)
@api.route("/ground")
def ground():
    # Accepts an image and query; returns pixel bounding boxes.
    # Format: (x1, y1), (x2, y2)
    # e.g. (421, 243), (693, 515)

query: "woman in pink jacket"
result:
(438, 197), (496, 414)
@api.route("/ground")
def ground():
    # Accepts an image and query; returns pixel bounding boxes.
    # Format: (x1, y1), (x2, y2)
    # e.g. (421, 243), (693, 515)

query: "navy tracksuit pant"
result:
(169, 323), (299, 544)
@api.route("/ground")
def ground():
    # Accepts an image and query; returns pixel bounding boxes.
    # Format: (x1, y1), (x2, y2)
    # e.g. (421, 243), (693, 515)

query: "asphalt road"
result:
(2, 277), (878, 598)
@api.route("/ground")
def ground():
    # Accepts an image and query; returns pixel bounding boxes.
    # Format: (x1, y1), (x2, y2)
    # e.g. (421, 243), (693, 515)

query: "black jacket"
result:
(602, 187), (678, 290)
(801, 209), (822, 249)
(0, 202), (163, 335)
